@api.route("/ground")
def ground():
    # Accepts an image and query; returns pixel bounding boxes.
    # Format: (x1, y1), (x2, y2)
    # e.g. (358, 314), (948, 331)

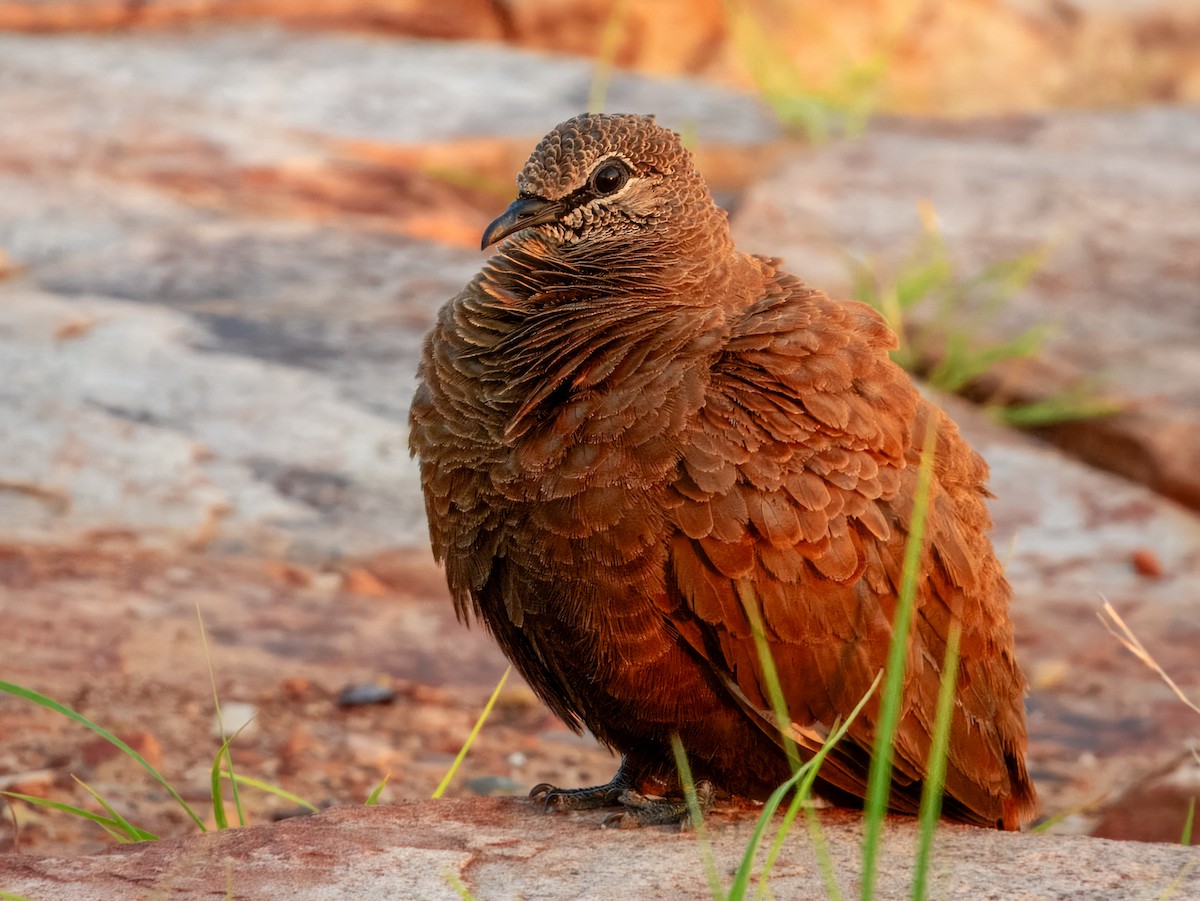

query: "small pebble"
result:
(337, 682), (397, 707)
(1131, 548), (1164, 579)
(507, 751), (527, 768)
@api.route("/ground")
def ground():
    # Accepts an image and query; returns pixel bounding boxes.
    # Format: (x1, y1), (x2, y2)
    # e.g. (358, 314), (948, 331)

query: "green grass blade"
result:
(860, 422), (938, 901)
(727, 0), (896, 143)
(443, 868), (476, 901)
(224, 747), (245, 825)
(432, 667), (511, 799)
(894, 256), (953, 311)
(1, 791), (150, 842)
(910, 623), (962, 901)
(966, 247), (1047, 307)
(365, 774), (390, 807)
(211, 737), (237, 829)
(728, 764), (809, 901)
(730, 673), (881, 901)
(991, 388), (1124, 428)
(725, 0), (830, 143)
(1157, 855), (1198, 901)
(209, 713), (257, 829)
(1182, 797), (1195, 846)
(671, 735), (724, 900)
(198, 604), (245, 828)
(1027, 795), (1109, 834)
(801, 803), (845, 901)
(839, 214), (1118, 430)
(0, 680), (206, 832)
(736, 582), (801, 773)
(929, 324), (1052, 393)
(753, 673), (881, 901)
(2, 791), (119, 828)
(71, 775), (157, 841)
(221, 772), (319, 813)
(1, 892), (35, 901)
(759, 782), (837, 901)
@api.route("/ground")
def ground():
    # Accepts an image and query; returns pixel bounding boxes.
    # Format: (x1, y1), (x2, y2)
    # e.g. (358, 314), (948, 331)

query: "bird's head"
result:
(481, 113), (720, 253)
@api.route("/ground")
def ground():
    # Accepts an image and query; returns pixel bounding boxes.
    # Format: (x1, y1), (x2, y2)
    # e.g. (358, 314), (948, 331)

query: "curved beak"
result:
(481, 196), (564, 250)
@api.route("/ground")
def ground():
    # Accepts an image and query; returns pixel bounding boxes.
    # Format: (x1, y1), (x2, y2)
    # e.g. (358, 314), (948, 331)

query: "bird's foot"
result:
(529, 773), (632, 812)
(600, 781), (715, 830)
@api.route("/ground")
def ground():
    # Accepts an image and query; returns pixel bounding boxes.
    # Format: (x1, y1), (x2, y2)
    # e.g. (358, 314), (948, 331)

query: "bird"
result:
(408, 112), (1037, 830)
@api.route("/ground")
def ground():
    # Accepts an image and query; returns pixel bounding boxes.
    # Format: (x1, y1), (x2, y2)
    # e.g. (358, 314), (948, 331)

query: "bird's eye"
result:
(589, 161), (629, 196)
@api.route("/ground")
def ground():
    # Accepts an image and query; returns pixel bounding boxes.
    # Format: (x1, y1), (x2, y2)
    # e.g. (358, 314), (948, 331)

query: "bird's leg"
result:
(601, 780), (715, 830)
(529, 756), (636, 811)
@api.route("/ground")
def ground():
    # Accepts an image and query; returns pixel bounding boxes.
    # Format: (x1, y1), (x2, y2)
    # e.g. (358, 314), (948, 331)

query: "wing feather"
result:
(663, 279), (1036, 827)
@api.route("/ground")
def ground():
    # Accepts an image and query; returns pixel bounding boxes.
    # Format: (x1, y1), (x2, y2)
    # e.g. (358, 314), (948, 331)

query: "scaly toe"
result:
(598, 781), (717, 829)
(527, 780), (628, 812)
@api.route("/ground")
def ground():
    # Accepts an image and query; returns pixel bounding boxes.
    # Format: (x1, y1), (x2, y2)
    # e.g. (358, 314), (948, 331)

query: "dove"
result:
(409, 113), (1036, 829)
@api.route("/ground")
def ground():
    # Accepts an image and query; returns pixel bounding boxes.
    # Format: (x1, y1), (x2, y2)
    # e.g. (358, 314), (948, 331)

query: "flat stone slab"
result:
(2, 798), (1197, 901)
(0, 24), (779, 147)
(0, 262), (454, 558)
(0, 23), (776, 558)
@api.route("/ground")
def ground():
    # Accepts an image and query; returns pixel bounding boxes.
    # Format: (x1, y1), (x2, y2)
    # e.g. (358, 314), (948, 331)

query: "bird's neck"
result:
(464, 225), (744, 444)
(484, 209), (741, 311)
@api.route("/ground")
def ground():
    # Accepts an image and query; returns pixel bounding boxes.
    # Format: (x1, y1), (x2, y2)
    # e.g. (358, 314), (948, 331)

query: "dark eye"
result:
(589, 161), (629, 196)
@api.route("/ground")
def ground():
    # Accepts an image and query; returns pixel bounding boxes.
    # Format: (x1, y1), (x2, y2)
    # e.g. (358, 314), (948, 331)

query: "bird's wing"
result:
(409, 282), (514, 624)
(661, 278), (1034, 827)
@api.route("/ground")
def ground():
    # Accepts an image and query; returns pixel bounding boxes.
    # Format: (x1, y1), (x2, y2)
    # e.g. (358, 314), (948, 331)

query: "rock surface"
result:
(2, 798), (1198, 901)
(0, 24), (778, 557)
(0, 0), (1198, 114)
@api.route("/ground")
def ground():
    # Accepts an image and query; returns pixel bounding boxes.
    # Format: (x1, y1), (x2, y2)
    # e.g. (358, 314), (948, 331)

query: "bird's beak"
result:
(480, 196), (564, 250)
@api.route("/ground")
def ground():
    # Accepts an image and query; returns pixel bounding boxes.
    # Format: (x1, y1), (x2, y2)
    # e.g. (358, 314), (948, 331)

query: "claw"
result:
(600, 810), (633, 829)
(528, 783), (557, 810)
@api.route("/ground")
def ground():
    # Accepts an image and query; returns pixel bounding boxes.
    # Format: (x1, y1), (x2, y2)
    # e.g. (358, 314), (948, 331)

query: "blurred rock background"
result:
(0, 0), (1197, 869)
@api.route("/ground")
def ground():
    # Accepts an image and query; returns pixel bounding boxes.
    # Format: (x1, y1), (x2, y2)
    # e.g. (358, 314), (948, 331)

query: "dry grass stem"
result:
(1098, 599), (1200, 716)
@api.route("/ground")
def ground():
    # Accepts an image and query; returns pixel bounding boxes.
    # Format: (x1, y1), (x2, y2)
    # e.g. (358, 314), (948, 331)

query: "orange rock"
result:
(1131, 548), (1165, 579)
(280, 676), (312, 699)
(341, 549), (448, 601)
(342, 567), (390, 597)
(0, 248), (20, 279)
(53, 316), (94, 341)
(264, 561), (313, 588)
(0, 0), (507, 40)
